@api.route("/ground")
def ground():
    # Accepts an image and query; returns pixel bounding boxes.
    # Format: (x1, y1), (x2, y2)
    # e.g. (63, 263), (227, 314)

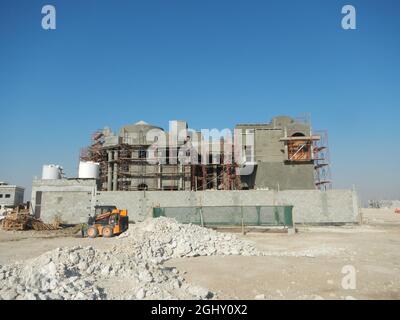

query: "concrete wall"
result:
(253, 162), (316, 190)
(254, 129), (286, 162)
(31, 179), (97, 223)
(275, 189), (360, 224)
(31, 179), (360, 225)
(98, 189), (358, 224)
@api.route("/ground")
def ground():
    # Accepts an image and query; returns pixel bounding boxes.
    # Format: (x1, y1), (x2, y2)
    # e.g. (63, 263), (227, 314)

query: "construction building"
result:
(30, 115), (351, 226)
(80, 115), (331, 192)
(0, 182), (25, 209)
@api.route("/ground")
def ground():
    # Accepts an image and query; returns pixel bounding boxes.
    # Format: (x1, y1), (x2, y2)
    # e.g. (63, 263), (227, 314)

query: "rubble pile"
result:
(0, 217), (262, 300)
(116, 217), (261, 262)
(0, 246), (212, 300)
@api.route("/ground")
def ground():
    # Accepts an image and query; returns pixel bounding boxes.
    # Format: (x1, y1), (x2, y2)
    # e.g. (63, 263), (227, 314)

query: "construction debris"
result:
(117, 218), (346, 260)
(116, 217), (260, 263)
(0, 217), (356, 300)
(0, 217), (261, 300)
(0, 246), (212, 300)
(1, 211), (58, 231)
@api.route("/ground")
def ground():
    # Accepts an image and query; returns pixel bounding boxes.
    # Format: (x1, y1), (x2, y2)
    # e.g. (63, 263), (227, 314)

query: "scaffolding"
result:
(190, 163), (241, 191)
(313, 130), (332, 190)
(80, 131), (108, 188)
(80, 134), (241, 192)
(102, 143), (167, 191)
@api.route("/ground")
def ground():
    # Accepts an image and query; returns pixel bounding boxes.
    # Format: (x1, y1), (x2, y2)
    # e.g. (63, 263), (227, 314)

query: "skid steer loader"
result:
(86, 205), (129, 238)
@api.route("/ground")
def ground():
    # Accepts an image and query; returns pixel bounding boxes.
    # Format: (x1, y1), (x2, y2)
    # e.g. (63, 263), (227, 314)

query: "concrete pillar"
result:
(179, 165), (183, 190)
(158, 164), (162, 190)
(107, 151), (113, 191)
(107, 164), (112, 191)
(213, 166), (218, 189)
(113, 151), (118, 191)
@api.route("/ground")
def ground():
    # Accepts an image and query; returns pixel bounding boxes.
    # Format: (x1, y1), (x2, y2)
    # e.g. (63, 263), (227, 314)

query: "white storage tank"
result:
(42, 165), (62, 180)
(78, 161), (100, 179)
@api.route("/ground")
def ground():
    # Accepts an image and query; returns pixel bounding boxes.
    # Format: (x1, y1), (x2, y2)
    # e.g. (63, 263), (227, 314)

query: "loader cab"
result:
(94, 205), (117, 216)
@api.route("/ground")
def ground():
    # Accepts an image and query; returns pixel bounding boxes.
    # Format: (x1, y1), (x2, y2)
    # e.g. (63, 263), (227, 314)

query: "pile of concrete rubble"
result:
(0, 246), (211, 300)
(116, 217), (260, 263)
(0, 217), (260, 300)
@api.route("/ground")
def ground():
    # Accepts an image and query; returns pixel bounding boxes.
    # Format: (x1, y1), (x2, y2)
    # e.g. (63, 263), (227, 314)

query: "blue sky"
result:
(0, 0), (399, 202)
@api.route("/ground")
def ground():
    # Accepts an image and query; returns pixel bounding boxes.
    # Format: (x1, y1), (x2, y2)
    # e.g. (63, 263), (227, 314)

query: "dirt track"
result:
(1, 208), (399, 300)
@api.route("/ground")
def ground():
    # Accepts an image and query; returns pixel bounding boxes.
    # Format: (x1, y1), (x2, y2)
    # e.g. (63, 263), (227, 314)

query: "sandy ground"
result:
(1, 208), (399, 300)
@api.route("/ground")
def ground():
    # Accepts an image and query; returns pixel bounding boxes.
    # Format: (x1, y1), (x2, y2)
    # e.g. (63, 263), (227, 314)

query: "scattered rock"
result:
(1, 288), (17, 300)
(187, 286), (212, 299)
(135, 288), (146, 300)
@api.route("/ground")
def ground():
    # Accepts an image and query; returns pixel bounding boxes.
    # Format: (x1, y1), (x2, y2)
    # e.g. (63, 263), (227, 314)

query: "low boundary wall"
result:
(30, 180), (360, 225)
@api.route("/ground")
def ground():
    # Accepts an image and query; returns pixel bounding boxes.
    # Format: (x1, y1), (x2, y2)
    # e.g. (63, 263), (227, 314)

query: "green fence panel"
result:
(284, 206), (294, 226)
(153, 207), (165, 218)
(152, 205), (294, 228)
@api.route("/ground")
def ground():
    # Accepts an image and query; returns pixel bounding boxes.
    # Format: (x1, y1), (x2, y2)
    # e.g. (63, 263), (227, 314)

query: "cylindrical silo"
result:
(42, 165), (62, 180)
(78, 161), (100, 179)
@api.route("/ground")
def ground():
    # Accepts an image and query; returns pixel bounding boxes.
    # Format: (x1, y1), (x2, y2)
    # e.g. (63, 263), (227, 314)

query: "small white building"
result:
(0, 182), (25, 209)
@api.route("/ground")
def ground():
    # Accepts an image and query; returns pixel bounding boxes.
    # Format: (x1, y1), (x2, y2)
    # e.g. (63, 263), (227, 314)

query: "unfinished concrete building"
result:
(81, 120), (241, 191)
(80, 116), (331, 192)
(30, 115), (349, 225)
